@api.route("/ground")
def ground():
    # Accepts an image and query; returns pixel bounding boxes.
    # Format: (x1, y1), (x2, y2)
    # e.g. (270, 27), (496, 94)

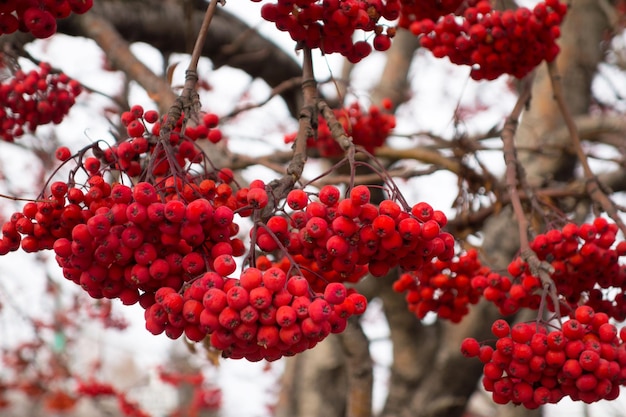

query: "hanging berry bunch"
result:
(0, 0), (94, 38)
(273, 185), (455, 281)
(284, 102), (395, 157)
(391, 216), (626, 327)
(0, 62), (82, 142)
(503, 218), (626, 321)
(393, 248), (485, 323)
(403, 0), (567, 80)
(0, 103), (381, 362)
(94, 104), (223, 177)
(256, 0), (400, 62)
(462, 309), (626, 407)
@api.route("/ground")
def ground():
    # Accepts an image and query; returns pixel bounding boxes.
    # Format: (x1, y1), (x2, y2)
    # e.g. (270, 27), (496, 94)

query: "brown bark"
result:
(74, 11), (177, 113)
(275, 336), (348, 417)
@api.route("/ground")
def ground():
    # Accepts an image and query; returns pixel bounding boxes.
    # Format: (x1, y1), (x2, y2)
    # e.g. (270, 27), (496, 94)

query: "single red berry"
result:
(276, 305), (297, 327)
(247, 187), (269, 209)
(55, 146), (71, 161)
(287, 275), (310, 297)
(461, 338), (480, 357)
(262, 267), (287, 292)
(349, 185), (370, 206)
(308, 298), (332, 323)
(226, 285), (250, 310)
(323, 282), (347, 305)
(249, 286), (272, 310)
(491, 319), (510, 338)
(287, 189), (308, 210)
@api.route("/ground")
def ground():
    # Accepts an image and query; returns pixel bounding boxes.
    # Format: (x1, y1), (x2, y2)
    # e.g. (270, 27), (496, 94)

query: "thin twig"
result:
(223, 76), (302, 118)
(547, 60), (626, 237)
(160, 0), (222, 141)
(501, 77), (558, 319)
(260, 48), (316, 219)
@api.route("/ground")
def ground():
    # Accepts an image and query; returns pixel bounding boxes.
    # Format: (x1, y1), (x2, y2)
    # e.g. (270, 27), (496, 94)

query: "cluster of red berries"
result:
(262, 253), (368, 293)
(393, 217), (626, 326)
(0, 62), (82, 142)
(405, 0), (567, 80)
(392, 248), (485, 323)
(392, 250), (513, 322)
(75, 380), (116, 397)
(284, 101), (395, 157)
(500, 218), (626, 320)
(264, 185), (455, 284)
(462, 307), (626, 406)
(6, 176), (250, 301)
(0, 0), (93, 38)
(0, 101), (377, 361)
(70, 105), (222, 178)
(257, 0), (398, 62)
(147, 269), (366, 361)
(77, 379), (149, 417)
(157, 367), (222, 412)
(42, 390), (77, 413)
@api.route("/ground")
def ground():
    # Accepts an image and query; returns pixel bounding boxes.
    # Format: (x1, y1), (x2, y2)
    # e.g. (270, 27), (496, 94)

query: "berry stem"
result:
(261, 47), (316, 219)
(501, 74), (559, 319)
(317, 100), (355, 153)
(159, 0), (222, 146)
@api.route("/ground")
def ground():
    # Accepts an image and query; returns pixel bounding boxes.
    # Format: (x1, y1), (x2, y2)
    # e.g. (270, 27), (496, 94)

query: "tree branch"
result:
(74, 11), (177, 113)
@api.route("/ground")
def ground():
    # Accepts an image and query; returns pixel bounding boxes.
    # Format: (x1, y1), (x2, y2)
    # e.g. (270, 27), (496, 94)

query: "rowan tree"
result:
(0, 1), (625, 417)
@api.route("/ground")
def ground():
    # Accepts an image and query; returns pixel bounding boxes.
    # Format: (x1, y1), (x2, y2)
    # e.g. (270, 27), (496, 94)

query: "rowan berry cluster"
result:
(503, 218), (626, 320)
(405, 0), (567, 80)
(257, 0), (398, 62)
(157, 367), (222, 413)
(284, 102), (395, 157)
(0, 102), (381, 361)
(462, 307), (626, 407)
(0, 62), (82, 142)
(77, 379), (150, 417)
(93, 105), (222, 178)
(266, 186), (454, 286)
(393, 217), (626, 326)
(392, 248), (485, 323)
(148, 270), (365, 361)
(9, 175), (250, 300)
(0, 0), (93, 38)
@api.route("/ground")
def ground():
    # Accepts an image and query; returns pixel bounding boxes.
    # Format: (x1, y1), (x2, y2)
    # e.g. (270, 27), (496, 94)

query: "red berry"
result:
(287, 189), (308, 210)
(461, 338), (480, 357)
(491, 319), (510, 338)
(323, 283), (347, 304)
(55, 146), (71, 161)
